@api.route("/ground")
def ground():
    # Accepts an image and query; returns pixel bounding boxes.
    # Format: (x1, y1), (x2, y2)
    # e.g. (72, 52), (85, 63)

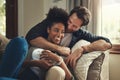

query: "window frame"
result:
(6, 0), (18, 39)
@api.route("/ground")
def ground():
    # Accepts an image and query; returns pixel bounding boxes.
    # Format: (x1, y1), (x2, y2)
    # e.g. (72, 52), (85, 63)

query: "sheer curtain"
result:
(87, 0), (102, 35)
(67, 0), (81, 12)
(82, 0), (102, 35)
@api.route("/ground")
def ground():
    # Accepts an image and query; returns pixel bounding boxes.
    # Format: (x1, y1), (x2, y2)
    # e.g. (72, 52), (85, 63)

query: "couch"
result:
(0, 33), (109, 80)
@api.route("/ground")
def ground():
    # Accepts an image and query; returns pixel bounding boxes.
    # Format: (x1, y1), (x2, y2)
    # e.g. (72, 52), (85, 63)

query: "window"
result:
(101, 0), (120, 53)
(101, 0), (120, 44)
(0, 0), (6, 35)
(0, 0), (18, 38)
(6, 0), (18, 39)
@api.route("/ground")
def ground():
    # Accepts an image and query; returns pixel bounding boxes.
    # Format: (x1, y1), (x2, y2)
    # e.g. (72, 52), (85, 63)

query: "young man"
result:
(26, 6), (112, 69)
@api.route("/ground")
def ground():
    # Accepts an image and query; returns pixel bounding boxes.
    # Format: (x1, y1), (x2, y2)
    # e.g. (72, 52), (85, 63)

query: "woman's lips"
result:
(55, 38), (61, 43)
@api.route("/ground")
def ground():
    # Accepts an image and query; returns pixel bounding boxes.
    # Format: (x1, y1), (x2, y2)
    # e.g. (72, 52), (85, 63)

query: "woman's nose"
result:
(57, 32), (61, 37)
(57, 32), (63, 38)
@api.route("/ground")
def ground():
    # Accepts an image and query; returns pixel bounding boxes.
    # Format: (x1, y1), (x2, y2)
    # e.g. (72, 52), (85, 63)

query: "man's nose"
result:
(68, 23), (73, 28)
(68, 24), (73, 30)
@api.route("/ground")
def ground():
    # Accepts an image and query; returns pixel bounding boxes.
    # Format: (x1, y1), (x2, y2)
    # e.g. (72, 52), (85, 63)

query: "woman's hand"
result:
(23, 59), (53, 70)
(32, 59), (53, 70)
(40, 50), (61, 62)
(39, 59), (53, 69)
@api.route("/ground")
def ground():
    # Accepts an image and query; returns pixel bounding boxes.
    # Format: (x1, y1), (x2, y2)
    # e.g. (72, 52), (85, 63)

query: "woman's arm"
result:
(41, 50), (73, 80)
(58, 58), (73, 80)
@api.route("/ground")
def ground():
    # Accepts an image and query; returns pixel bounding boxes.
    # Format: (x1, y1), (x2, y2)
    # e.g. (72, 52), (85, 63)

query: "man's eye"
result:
(53, 29), (58, 32)
(73, 25), (78, 29)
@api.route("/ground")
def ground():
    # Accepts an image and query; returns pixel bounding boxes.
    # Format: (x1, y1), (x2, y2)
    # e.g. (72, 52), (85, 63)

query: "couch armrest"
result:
(100, 50), (109, 80)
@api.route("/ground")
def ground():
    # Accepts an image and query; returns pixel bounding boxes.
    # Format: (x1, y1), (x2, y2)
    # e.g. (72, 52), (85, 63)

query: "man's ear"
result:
(47, 27), (50, 34)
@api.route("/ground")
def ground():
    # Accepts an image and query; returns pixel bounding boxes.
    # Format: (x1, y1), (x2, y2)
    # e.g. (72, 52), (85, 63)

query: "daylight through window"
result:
(101, 0), (120, 44)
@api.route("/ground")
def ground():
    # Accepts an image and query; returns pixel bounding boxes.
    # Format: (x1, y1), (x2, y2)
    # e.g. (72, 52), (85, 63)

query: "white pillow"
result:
(71, 40), (103, 80)
(30, 48), (44, 78)
(32, 48), (44, 60)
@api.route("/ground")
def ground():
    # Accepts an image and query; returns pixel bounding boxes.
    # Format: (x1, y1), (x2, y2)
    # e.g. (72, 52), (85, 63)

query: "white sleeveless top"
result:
(60, 33), (72, 47)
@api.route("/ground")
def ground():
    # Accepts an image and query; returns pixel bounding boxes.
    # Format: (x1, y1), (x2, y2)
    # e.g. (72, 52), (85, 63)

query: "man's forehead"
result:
(70, 13), (78, 19)
(69, 13), (82, 27)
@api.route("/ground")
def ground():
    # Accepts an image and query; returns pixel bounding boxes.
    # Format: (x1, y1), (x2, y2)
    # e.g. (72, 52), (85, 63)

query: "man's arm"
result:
(65, 39), (111, 68)
(30, 37), (70, 56)
(74, 29), (112, 52)
(82, 39), (112, 53)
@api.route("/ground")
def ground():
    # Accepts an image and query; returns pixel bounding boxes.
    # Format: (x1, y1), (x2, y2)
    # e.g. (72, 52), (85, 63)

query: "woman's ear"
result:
(47, 27), (50, 34)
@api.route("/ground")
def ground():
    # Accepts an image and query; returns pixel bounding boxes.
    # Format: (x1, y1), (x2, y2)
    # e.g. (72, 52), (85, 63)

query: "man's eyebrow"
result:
(69, 18), (72, 22)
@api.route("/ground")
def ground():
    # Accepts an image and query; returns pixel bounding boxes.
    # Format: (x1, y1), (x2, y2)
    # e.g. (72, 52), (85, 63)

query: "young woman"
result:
(22, 7), (73, 80)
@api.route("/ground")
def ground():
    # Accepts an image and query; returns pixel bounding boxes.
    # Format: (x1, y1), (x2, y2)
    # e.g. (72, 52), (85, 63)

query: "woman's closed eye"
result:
(53, 28), (59, 32)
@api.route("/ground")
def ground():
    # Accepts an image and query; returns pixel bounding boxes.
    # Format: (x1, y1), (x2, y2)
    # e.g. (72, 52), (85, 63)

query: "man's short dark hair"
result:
(46, 7), (68, 29)
(69, 6), (91, 26)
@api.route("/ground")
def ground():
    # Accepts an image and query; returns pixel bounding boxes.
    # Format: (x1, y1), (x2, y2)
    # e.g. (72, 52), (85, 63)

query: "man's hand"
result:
(65, 47), (83, 69)
(57, 46), (71, 56)
(82, 40), (112, 52)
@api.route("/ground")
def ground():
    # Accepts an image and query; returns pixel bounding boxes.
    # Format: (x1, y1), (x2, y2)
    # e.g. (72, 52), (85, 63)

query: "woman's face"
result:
(47, 23), (65, 45)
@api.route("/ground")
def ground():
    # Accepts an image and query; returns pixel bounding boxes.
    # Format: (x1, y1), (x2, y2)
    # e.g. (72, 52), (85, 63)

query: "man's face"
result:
(67, 13), (83, 33)
(47, 23), (65, 45)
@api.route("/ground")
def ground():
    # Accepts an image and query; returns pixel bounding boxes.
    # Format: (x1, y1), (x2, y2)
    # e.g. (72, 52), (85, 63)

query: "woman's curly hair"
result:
(46, 7), (68, 29)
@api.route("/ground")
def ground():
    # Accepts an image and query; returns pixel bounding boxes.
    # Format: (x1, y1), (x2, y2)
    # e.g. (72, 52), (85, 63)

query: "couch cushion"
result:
(74, 51), (102, 80)
(87, 53), (105, 80)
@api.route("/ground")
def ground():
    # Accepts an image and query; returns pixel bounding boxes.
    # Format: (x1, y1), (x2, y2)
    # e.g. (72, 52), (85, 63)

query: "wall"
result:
(109, 54), (120, 80)
(18, 0), (45, 36)
(43, 0), (67, 15)
(18, 0), (67, 36)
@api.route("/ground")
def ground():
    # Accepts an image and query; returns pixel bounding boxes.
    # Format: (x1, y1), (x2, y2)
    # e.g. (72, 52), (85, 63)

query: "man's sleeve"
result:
(77, 29), (111, 43)
(25, 21), (48, 44)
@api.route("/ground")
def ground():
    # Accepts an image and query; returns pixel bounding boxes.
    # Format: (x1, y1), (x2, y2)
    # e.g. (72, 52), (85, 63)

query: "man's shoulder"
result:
(34, 19), (48, 28)
(25, 19), (48, 42)
(73, 29), (88, 35)
(29, 19), (48, 32)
